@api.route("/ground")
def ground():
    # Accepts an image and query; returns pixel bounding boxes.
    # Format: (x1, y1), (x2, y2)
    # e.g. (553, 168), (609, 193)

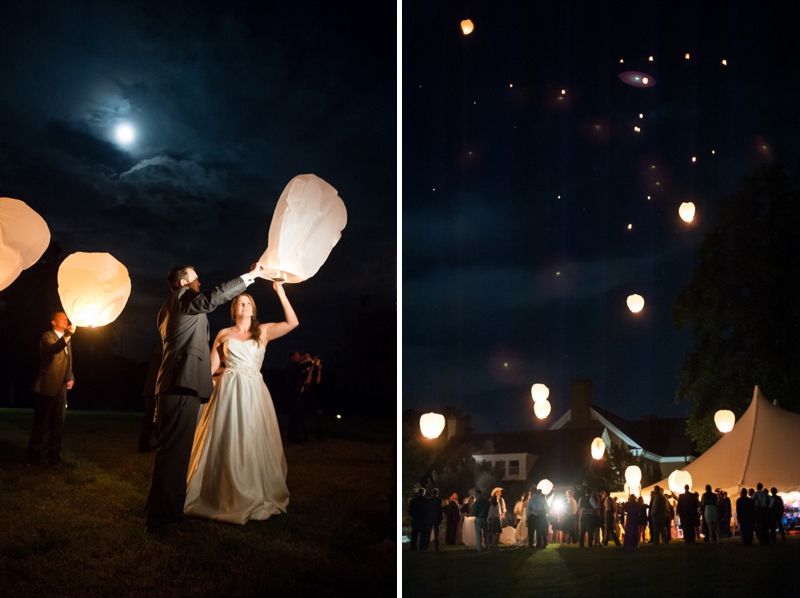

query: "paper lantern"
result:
(530, 383), (549, 403)
(626, 294), (645, 313)
(258, 174), (347, 283)
(591, 437), (606, 460)
(668, 469), (693, 494)
(420, 412), (446, 439)
(533, 399), (551, 419)
(57, 252), (131, 327)
(714, 409), (735, 433)
(0, 198), (50, 291)
(625, 465), (642, 488)
(679, 202), (696, 223)
(537, 479), (553, 496)
(460, 19), (474, 35)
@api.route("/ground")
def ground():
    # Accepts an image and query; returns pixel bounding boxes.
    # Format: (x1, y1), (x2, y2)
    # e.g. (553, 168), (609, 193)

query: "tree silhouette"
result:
(673, 164), (800, 452)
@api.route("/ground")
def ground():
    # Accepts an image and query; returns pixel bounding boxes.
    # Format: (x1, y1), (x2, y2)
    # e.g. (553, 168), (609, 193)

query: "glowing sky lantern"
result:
(258, 174), (347, 283)
(668, 469), (693, 494)
(537, 479), (554, 496)
(530, 383), (550, 403)
(714, 409), (735, 433)
(626, 294), (645, 313)
(57, 252), (131, 327)
(679, 202), (696, 223)
(625, 465), (642, 496)
(591, 437), (606, 460)
(420, 412), (446, 439)
(618, 71), (656, 88)
(0, 197), (50, 291)
(533, 399), (551, 419)
(460, 19), (474, 35)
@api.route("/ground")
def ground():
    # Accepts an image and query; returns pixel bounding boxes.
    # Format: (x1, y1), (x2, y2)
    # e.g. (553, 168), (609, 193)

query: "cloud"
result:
(120, 156), (228, 198)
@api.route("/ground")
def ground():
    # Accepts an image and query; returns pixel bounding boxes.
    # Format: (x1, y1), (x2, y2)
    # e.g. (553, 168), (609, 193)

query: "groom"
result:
(144, 262), (266, 532)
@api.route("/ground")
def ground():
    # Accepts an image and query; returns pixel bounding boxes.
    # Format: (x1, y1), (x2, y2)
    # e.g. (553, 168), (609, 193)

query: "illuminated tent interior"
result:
(643, 386), (800, 497)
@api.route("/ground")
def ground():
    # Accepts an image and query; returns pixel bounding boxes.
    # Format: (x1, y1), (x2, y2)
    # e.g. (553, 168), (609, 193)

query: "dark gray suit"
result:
(144, 276), (247, 529)
(27, 329), (74, 463)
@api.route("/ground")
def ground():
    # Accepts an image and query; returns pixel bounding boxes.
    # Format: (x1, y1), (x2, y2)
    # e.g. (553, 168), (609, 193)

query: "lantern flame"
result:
(533, 399), (551, 419)
(679, 202), (696, 223)
(530, 383), (550, 403)
(714, 409), (735, 433)
(420, 412), (446, 439)
(591, 437), (606, 460)
(626, 294), (645, 313)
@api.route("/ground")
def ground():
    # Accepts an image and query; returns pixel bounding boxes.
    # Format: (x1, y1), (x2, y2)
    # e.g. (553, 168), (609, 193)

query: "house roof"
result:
(592, 405), (695, 458)
(431, 427), (603, 487)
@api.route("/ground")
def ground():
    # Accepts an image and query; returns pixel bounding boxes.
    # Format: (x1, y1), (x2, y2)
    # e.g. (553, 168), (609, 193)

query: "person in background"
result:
(443, 493), (461, 545)
(677, 485), (699, 543)
(736, 488), (756, 546)
(623, 494), (640, 548)
(769, 487), (786, 543)
(422, 488), (443, 551)
(472, 489), (490, 552)
(408, 487), (426, 550)
(637, 496), (648, 543)
(603, 490), (621, 546)
(578, 488), (595, 547)
(754, 483), (771, 544)
(563, 489), (578, 544)
(701, 484), (719, 543)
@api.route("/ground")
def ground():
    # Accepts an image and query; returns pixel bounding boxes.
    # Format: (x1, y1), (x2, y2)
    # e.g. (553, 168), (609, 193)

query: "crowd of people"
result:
(407, 481), (790, 551)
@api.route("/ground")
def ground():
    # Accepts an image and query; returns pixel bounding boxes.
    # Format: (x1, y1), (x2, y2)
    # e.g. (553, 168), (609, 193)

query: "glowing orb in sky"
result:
(618, 71), (656, 87)
(114, 123), (136, 144)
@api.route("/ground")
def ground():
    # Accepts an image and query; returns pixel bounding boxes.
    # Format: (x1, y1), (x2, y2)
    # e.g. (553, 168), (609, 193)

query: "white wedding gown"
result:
(184, 338), (289, 524)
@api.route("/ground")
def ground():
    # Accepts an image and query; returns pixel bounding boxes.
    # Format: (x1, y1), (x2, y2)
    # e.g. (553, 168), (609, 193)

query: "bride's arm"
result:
(263, 282), (299, 341)
(210, 330), (226, 375)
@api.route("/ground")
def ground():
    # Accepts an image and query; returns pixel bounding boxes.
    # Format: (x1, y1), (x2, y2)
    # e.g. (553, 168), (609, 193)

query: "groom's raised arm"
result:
(179, 263), (267, 315)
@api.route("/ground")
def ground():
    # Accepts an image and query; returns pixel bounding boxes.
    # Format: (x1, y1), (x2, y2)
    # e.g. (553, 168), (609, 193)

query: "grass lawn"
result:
(0, 408), (395, 598)
(403, 537), (800, 597)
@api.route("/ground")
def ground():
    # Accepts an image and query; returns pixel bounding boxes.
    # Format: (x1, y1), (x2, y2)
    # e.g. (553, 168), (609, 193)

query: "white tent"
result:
(644, 386), (800, 497)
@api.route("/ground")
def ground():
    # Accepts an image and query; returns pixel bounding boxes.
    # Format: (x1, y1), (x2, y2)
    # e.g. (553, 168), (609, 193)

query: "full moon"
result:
(114, 123), (135, 144)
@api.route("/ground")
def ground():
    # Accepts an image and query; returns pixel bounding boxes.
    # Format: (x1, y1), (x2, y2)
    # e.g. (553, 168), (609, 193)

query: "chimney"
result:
(570, 379), (593, 427)
(446, 417), (457, 440)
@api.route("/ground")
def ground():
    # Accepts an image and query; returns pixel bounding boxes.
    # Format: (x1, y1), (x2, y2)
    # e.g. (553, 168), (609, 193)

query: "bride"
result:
(184, 282), (298, 524)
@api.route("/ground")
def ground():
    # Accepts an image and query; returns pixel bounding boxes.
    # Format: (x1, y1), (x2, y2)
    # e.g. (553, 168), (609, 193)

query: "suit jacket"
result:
(31, 329), (74, 397)
(156, 277), (247, 399)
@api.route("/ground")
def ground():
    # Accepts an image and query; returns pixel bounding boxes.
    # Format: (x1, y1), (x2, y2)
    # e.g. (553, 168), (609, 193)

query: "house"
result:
(433, 380), (696, 491)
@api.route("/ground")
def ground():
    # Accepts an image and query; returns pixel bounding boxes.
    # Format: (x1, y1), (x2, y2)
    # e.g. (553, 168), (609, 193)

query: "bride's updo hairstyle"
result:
(231, 293), (262, 346)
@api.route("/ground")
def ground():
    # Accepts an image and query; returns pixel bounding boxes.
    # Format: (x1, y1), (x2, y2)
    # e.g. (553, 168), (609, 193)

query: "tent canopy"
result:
(643, 386), (800, 497)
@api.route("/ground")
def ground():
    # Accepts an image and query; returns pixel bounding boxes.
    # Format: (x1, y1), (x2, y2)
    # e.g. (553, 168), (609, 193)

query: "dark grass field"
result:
(0, 408), (396, 597)
(402, 536), (800, 597)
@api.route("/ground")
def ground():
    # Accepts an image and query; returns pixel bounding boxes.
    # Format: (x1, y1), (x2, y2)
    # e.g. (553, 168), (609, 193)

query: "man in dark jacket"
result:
(408, 488), (427, 550)
(677, 485), (699, 542)
(649, 486), (666, 544)
(472, 489), (490, 552)
(736, 488), (756, 545)
(422, 488), (443, 551)
(145, 263), (263, 533)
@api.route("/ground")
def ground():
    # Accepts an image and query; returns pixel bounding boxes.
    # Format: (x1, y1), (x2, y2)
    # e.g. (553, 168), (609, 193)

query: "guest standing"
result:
(473, 489), (490, 552)
(736, 488), (756, 545)
(487, 493), (503, 550)
(623, 495), (640, 547)
(563, 489), (578, 544)
(422, 488), (443, 551)
(602, 491), (621, 546)
(27, 311), (75, 466)
(701, 485), (719, 542)
(677, 485), (699, 542)
(408, 487), (427, 550)
(578, 488), (595, 547)
(754, 483), (771, 544)
(769, 487), (786, 543)
(443, 493), (461, 545)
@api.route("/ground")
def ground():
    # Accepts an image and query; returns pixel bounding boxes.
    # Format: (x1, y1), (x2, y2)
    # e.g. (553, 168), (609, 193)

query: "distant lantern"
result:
(634, 126), (641, 132)
(627, 224), (632, 230)
(530, 383), (550, 403)
(420, 412), (446, 439)
(619, 59), (624, 63)
(619, 71), (656, 88)
(460, 19), (474, 35)
(0, 198), (50, 291)
(668, 469), (693, 494)
(691, 156), (697, 162)
(685, 53), (690, 60)
(626, 294), (645, 313)
(721, 59), (727, 66)
(639, 113), (643, 119)
(679, 202), (696, 223)
(258, 174), (347, 283)
(537, 479), (554, 496)
(642, 77), (649, 85)
(57, 252), (131, 327)
(714, 409), (735, 433)
(534, 399), (551, 419)
(591, 437), (606, 460)
(648, 55), (654, 61)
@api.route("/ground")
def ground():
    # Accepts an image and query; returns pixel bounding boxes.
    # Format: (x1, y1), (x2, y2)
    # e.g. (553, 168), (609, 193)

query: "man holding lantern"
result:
(27, 311), (75, 467)
(144, 262), (266, 533)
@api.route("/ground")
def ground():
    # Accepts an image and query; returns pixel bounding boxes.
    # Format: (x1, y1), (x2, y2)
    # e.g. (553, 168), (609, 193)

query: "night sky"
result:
(0, 1), (396, 371)
(402, 1), (800, 432)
